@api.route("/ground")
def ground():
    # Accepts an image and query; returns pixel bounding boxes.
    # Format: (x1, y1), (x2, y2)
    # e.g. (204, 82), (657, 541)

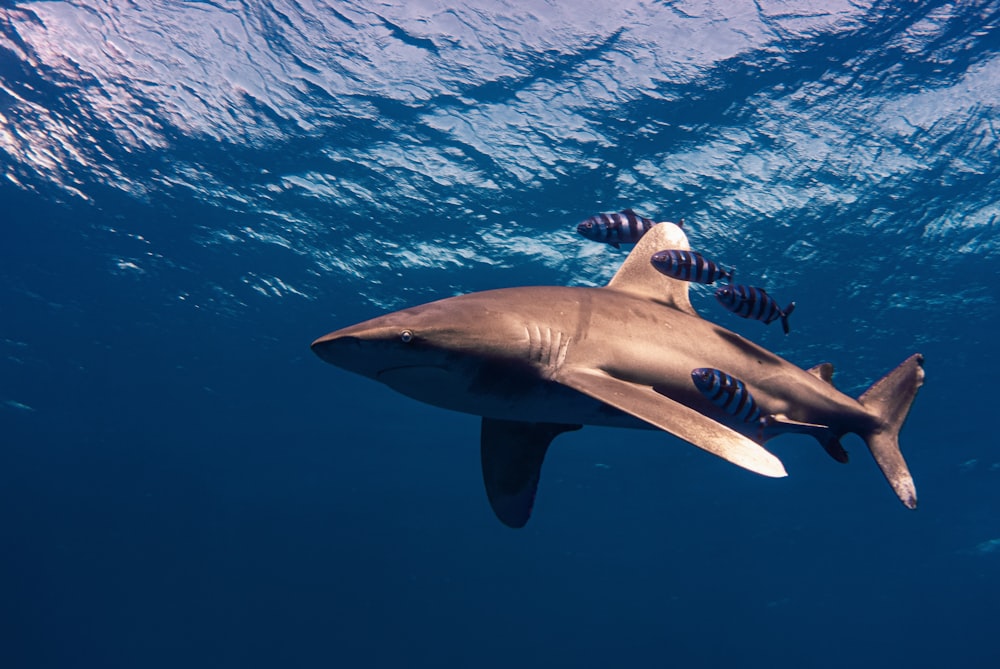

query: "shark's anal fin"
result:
(820, 436), (849, 463)
(606, 222), (697, 316)
(480, 418), (581, 528)
(555, 367), (787, 478)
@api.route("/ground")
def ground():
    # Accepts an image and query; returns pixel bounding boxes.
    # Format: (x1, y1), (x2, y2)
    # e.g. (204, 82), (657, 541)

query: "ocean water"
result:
(2, 0), (999, 666)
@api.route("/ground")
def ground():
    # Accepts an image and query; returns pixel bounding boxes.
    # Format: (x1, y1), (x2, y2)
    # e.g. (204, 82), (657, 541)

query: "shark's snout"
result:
(311, 332), (362, 367)
(311, 319), (427, 380)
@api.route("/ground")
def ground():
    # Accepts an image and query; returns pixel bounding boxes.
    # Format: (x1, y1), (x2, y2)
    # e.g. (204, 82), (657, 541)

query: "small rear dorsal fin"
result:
(605, 222), (696, 316)
(807, 362), (835, 385)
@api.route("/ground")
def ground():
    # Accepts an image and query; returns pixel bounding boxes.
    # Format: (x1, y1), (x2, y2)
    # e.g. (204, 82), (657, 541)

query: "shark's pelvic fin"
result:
(554, 366), (787, 478)
(606, 222), (697, 317)
(858, 353), (925, 509)
(480, 418), (581, 528)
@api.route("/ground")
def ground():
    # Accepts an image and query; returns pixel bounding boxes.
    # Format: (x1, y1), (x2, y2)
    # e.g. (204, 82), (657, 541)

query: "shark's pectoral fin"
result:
(480, 418), (581, 528)
(554, 367), (787, 478)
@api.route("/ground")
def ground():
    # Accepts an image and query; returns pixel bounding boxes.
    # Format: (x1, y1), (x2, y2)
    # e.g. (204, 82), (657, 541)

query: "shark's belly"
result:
(377, 363), (653, 429)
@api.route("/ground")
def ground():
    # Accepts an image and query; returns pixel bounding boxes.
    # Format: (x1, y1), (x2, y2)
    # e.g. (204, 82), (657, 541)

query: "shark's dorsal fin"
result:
(605, 222), (697, 316)
(807, 362), (835, 385)
(480, 418), (581, 528)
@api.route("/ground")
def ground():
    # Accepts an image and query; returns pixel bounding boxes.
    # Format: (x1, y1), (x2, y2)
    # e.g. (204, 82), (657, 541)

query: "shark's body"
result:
(313, 222), (924, 527)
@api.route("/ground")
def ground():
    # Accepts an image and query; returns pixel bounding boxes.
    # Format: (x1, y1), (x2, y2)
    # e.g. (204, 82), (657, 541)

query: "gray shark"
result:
(312, 222), (924, 527)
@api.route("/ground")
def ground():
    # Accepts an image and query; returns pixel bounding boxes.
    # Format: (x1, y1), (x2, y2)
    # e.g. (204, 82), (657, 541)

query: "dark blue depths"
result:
(2, 1), (1000, 668)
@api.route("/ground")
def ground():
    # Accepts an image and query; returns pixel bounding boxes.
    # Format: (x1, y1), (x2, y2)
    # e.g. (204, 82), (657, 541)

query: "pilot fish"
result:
(691, 367), (762, 424)
(577, 209), (658, 248)
(650, 249), (733, 284)
(715, 284), (795, 334)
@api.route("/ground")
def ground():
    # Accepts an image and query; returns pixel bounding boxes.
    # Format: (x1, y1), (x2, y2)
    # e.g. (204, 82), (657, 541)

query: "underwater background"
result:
(2, 0), (999, 666)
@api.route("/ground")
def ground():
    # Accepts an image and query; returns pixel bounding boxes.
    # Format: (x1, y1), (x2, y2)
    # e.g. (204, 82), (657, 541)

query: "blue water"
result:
(2, 1), (999, 666)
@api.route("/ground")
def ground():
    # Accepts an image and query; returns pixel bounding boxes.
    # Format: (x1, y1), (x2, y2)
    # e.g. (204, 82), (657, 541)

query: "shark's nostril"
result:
(310, 334), (363, 367)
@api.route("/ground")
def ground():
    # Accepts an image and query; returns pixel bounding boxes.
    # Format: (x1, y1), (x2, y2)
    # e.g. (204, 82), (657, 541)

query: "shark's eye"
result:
(400, 330), (413, 343)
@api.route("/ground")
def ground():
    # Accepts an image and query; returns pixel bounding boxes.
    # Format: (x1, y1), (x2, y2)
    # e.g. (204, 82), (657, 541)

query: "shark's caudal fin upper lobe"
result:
(857, 353), (925, 509)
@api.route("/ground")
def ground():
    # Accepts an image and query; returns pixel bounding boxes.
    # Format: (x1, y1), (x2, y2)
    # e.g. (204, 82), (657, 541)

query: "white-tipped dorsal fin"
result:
(807, 362), (835, 385)
(605, 221), (696, 316)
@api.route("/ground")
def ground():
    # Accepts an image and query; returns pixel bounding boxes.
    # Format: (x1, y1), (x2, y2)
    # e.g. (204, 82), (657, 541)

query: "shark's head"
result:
(311, 293), (538, 408)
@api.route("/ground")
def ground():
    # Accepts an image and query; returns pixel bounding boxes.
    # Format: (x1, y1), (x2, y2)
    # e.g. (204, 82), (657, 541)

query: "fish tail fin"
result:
(780, 301), (795, 334)
(857, 353), (925, 509)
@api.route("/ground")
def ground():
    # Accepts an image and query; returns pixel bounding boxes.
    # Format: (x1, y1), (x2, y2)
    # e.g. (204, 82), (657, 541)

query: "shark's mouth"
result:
(376, 364), (449, 379)
(376, 365), (457, 392)
(376, 365), (463, 403)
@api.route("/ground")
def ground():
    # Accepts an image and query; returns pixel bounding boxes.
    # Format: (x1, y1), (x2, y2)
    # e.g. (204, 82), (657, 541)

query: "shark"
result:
(312, 222), (924, 528)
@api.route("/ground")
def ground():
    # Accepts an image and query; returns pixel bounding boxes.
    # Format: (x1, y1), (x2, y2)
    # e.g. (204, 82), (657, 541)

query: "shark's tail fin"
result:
(857, 353), (925, 509)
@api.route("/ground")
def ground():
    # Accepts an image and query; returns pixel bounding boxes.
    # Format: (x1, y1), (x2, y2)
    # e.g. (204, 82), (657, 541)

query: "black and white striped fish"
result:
(691, 367), (762, 424)
(714, 284), (795, 334)
(576, 209), (659, 248)
(650, 249), (733, 284)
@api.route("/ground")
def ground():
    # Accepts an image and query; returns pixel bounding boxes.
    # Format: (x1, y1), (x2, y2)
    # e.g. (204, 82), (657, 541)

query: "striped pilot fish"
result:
(576, 209), (659, 248)
(691, 367), (762, 424)
(714, 284), (796, 334)
(650, 249), (733, 285)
